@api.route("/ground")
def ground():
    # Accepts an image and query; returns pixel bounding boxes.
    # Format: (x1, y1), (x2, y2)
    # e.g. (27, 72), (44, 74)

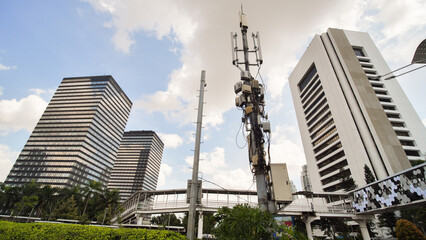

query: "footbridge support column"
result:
(197, 211), (203, 239)
(353, 215), (374, 240)
(302, 215), (320, 240)
(136, 213), (143, 225)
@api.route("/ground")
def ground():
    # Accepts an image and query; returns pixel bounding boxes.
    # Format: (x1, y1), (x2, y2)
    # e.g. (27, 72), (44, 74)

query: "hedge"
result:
(0, 221), (186, 240)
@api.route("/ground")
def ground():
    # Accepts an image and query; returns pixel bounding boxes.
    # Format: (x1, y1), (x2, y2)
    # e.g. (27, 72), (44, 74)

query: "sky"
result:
(0, 0), (425, 192)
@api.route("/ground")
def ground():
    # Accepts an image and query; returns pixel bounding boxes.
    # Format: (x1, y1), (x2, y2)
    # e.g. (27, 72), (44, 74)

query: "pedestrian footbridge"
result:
(117, 163), (425, 240)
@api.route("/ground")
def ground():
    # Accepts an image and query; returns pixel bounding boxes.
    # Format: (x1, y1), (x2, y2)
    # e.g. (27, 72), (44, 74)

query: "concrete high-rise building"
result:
(107, 131), (164, 201)
(5, 76), (132, 188)
(300, 164), (312, 192)
(289, 29), (426, 192)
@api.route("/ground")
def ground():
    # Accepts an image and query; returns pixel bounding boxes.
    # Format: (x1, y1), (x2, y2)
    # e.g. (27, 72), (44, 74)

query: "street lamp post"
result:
(382, 38), (426, 80)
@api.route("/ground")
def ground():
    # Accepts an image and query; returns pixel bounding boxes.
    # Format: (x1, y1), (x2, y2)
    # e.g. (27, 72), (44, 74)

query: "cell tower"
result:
(231, 8), (276, 213)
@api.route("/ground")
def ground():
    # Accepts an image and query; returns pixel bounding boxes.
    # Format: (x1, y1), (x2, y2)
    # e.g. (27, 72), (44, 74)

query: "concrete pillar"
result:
(197, 211), (204, 239)
(304, 219), (313, 240)
(356, 219), (370, 240)
(302, 216), (319, 240)
(136, 214), (143, 225)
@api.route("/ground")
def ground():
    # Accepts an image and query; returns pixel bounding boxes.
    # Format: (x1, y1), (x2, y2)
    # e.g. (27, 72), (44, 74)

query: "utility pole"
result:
(231, 8), (276, 213)
(187, 70), (206, 240)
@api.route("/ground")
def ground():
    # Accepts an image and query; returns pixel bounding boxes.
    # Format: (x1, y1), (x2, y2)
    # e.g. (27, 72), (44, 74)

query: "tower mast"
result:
(231, 9), (276, 213)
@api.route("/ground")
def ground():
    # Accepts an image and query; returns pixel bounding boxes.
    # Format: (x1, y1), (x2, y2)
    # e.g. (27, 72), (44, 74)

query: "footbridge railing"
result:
(351, 162), (426, 214)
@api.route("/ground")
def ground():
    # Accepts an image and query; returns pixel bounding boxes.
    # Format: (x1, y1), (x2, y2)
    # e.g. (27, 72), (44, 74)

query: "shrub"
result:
(0, 220), (186, 240)
(395, 219), (426, 240)
(213, 204), (278, 240)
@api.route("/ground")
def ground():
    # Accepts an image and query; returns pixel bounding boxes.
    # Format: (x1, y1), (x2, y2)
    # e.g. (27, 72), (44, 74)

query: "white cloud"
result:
(0, 144), (19, 182)
(157, 133), (184, 149)
(0, 86), (3, 96)
(83, 0), (424, 129)
(185, 147), (253, 189)
(269, 124), (306, 190)
(361, 0), (426, 67)
(84, 0), (198, 53)
(83, 0), (426, 191)
(157, 163), (173, 188)
(0, 94), (47, 135)
(29, 88), (46, 96)
(0, 62), (16, 71)
(423, 119), (426, 127)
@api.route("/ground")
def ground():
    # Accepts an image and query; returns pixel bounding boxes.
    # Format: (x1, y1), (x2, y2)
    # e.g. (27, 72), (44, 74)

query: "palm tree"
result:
(0, 184), (20, 214)
(81, 181), (102, 219)
(35, 185), (59, 219)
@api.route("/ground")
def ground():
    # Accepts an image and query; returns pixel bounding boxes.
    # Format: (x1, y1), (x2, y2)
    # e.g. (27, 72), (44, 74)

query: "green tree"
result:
(400, 207), (426, 235)
(341, 173), (357, 192)
(364, 164), (376, 184)
(316, 217), (351, 239)
(48, 186), (82, 220)
(278, 225), (308, 240)
(202, 212), (216, 234)
(34, 185), (59, 219)
(81, 180), (102, 219)
(0, 184), (20, 215)
(213, 204), (278, 240)
(13, 195), (39, 219)
(151, 213), (183, 227)
(378, 211), (398, 237)
(51, 195), (79, 220)
(93, 188), (122, 224)
(395, 219), (426, 240)
(293, 217), (307, 236)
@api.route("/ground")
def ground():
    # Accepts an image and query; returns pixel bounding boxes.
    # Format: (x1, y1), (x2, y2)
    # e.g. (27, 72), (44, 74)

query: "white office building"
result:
(300, 164), (312, 192)
(289, 28), (426, 192)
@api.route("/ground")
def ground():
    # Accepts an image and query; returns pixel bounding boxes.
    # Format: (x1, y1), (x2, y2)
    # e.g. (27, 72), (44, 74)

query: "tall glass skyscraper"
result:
(5, 76), (132, 188)
(108, 131), (164, 202)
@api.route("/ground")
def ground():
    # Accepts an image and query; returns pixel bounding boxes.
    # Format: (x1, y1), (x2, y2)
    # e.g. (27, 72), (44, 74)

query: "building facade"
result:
(5, 76), (132, 188)
(289, 29), (425, 192)
(300, 164), (312, 192)
(108, 131), (164, 202)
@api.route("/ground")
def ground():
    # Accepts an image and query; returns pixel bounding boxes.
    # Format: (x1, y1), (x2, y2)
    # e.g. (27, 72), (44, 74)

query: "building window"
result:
(383, 105), (396, 111)
(380, 98), (392, 103)
(395, 131), (409, 137)
(390, 122), (404, 127)
(371, 83), (384, 88)
(307, 106), (330, 128)
(400, 140), (415, 146)
(314, 135), (340, 154)
(386, 113), (400, 119)
(315, 142), (342, 161)
(298, 65), (317, 92)
(311, 119), (334, 140)
(312, 127), (337, 147)
(321, 169), (351, 185)
(353, 47), (365, 57)
(405, 150), (420, 157)
(375, 90), (387, 95)
(319, 158), (347, 175)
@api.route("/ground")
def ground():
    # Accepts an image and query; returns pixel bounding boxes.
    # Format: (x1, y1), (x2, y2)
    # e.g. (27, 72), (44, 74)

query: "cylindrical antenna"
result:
(231, 32), (237, 65)
(256, 32), (263, 65)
